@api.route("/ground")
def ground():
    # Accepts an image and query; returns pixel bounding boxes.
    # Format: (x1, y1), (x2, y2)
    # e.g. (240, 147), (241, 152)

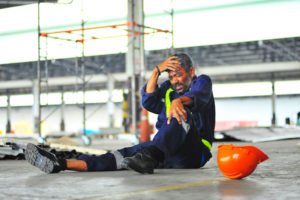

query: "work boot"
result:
(122, 147), (162, 174)
(25, 143), (66, 174)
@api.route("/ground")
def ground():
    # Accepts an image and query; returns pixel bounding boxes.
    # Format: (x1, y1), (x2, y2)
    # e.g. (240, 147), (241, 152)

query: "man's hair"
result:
(172, 53), (193, 72)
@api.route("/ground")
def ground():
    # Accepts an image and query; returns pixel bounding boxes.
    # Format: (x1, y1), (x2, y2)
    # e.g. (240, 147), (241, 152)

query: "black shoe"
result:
(122, 148), (159, 174)
(25, 143), (66, 174)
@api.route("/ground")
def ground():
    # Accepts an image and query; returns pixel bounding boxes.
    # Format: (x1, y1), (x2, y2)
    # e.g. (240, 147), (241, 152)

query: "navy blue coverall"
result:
(78, 74), (215, 171)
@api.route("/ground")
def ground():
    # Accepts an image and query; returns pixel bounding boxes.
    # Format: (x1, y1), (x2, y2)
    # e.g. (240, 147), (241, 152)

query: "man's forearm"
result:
(168, 95), (193, 124)
(146, 68), (160, 93)
(178, 95), (193, 107)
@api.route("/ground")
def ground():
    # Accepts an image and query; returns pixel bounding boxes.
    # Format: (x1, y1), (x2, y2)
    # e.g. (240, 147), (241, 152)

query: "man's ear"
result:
(189, 67), (195, 77)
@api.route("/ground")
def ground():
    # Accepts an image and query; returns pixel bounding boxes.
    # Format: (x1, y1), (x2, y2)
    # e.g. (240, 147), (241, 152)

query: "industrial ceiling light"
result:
(0, 0), (62, 9)
(0, 0), (73, 5)
(0, 0), (58, 4)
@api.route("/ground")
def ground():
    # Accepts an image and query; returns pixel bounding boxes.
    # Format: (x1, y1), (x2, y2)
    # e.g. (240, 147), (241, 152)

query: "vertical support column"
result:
(126, 0), (145, 138)
(80, 0), (86, 136)
(107, 73), (115, 128)
(34, 0), (42, 137)
(60, 88), (65, 132)
(271, 74), (277, 127)
(33, 80), (41, 135)
(170, 0), (175, 52)
(6, 90), (11, 134)
(81, 62), (86, 136)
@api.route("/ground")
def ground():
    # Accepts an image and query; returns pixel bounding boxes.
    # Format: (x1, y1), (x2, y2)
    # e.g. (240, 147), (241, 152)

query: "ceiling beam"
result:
(0, 62), (299, 90)
(199, 61), (300, 76)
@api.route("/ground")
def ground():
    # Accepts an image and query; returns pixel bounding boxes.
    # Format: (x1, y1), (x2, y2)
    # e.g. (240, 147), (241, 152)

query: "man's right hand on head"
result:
(156, 56), (181, 74)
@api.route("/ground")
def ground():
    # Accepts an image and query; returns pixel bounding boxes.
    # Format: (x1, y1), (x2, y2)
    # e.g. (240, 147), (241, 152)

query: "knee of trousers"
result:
(153, 118), (192, 156)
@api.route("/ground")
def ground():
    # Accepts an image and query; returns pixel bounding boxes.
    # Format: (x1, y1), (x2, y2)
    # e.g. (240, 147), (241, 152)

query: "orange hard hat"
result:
(217, 144), (269, 179)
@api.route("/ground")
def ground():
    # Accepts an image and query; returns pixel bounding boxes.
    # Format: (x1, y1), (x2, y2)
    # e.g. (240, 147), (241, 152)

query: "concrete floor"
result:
(1, 139), (300, 200)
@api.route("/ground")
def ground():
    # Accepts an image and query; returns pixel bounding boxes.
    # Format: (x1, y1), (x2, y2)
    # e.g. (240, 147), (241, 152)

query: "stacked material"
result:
(220, 127), (300, 142)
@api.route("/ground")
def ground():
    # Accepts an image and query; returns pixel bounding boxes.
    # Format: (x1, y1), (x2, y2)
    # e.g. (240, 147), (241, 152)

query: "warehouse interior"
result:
(0, 0), (300, 199)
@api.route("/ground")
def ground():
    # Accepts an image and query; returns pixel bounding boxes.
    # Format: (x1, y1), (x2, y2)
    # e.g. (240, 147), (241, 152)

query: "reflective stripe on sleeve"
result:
(165, 88), (174, 116)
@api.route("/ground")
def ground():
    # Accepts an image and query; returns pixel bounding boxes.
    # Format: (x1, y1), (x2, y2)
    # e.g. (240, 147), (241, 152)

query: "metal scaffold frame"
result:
(40, 22), (170, 42)
(35, 0), (173, 142)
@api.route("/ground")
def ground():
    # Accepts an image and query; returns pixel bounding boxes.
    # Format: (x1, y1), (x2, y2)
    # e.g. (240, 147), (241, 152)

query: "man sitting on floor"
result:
(25, 53), (215, 174)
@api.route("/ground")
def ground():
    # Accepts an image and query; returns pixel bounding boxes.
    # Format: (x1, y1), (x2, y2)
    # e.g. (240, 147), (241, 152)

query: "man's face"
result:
(168, 66), (195, 93)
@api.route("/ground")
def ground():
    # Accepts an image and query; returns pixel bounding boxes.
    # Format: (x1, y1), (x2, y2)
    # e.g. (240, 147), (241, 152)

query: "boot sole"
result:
(123, 158), (154, 174)
(25, 143), (55, 174)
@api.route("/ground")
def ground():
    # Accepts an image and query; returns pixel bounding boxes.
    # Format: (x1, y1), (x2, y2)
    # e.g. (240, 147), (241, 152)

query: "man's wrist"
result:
(179, 96), (193, 106)
(155, 65), (161, 76)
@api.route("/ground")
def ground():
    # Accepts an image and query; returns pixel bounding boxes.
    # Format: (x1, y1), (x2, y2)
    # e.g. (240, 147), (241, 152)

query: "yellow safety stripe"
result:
(165, 88), (174, 116)
(201, 139), (212, 151)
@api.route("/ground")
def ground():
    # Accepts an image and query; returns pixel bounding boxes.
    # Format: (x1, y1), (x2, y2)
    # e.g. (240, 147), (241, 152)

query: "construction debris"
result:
(0, 142), (105, 160)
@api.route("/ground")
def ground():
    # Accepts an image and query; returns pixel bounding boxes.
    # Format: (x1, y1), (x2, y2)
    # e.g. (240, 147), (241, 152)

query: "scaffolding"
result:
(36, 4), (172, 143)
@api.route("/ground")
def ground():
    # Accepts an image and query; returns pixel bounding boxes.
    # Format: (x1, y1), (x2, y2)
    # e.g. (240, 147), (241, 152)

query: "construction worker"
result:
(25, 53), (215, 174)
(122, 91), (130, 133)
